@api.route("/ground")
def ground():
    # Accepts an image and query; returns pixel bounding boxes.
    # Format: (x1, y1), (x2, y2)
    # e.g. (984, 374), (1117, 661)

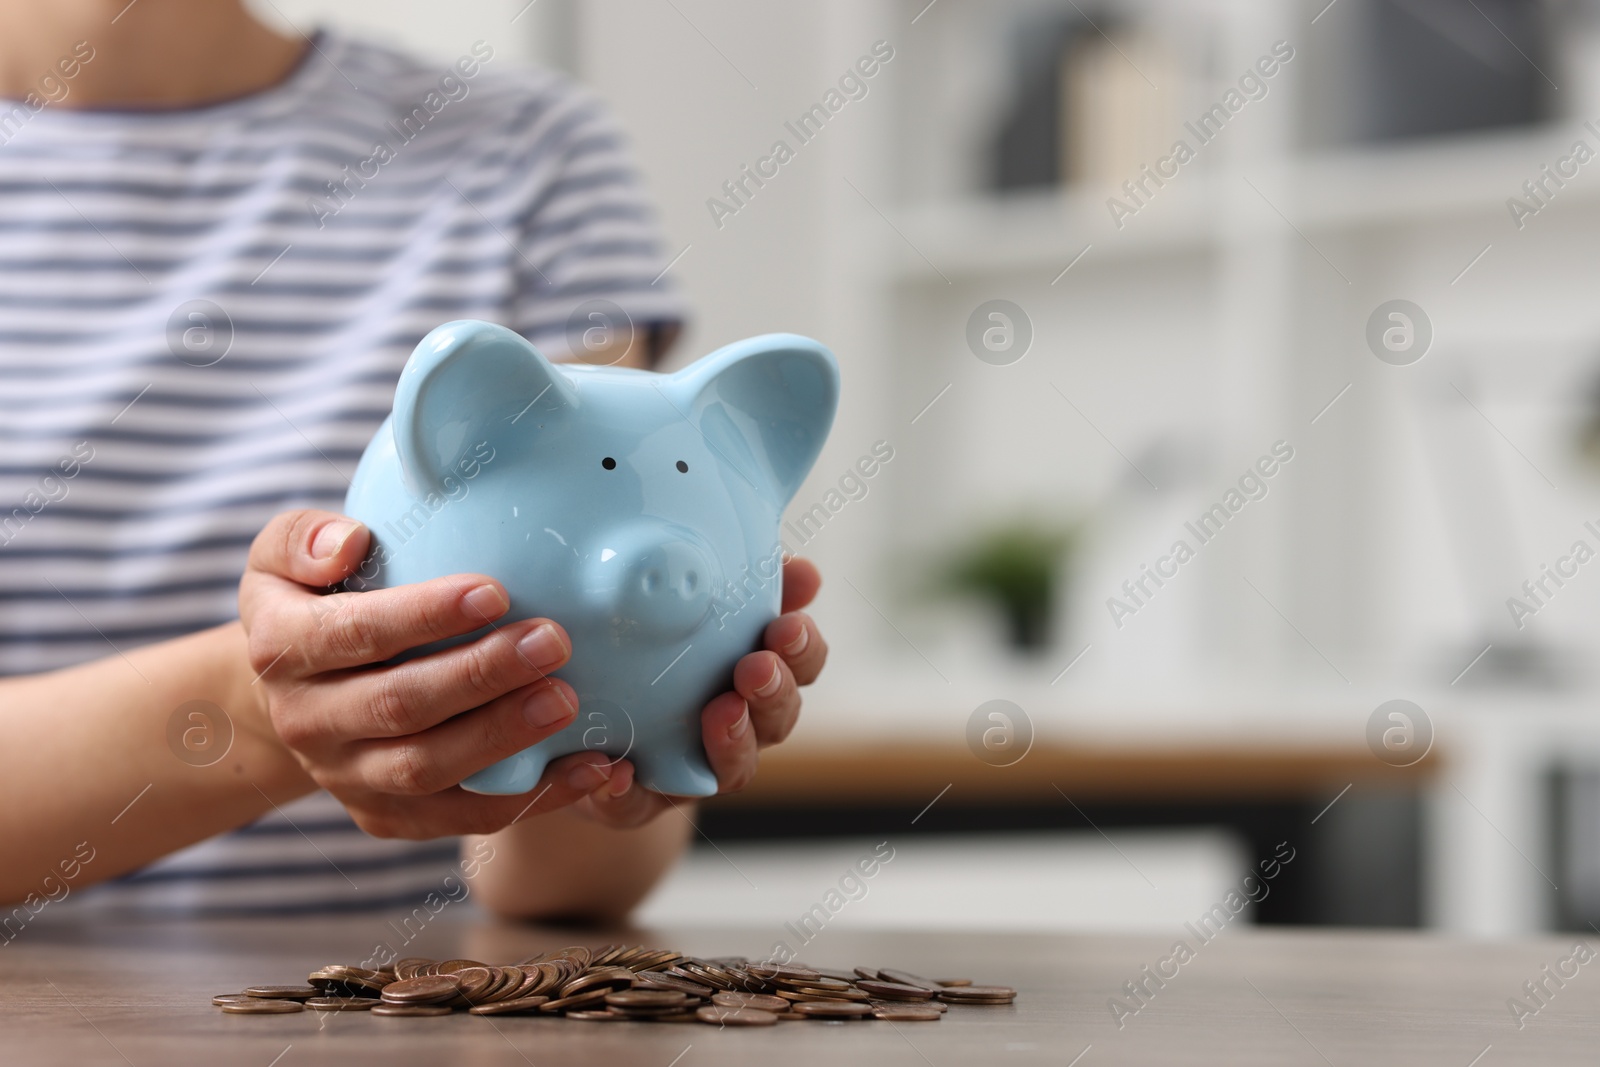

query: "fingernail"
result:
(311, 520), (359, 560)
(523, 684), (574, 730)
(517, 623), (568, 669)
(728, 707), (750, 740)
(461, 583), (508, 620)
(781, 626), (809, 657)
(754, 660), (783, 698)
(607, 766), (633, 798)
(567, 760), (612, 791)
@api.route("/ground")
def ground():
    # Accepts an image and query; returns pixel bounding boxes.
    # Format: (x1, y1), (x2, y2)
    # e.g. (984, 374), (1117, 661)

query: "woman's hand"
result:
(561, 555), (828, 828)
(238, 509), (626, 839)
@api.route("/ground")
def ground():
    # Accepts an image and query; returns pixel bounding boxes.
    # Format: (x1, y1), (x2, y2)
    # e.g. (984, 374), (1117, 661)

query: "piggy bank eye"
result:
(601, 457), (616, 470)
(676, 460), (688, 473)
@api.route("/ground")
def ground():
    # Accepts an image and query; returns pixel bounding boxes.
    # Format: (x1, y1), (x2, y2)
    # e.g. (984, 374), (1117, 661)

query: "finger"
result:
(701, 691), (759, 793)
(540, 750), (625, 807)
(245, 509), (372, 589)
(780, 556), (821, 614)
(348, 676), (579, 795)
(291, 572), (521, 672)
(341, 752), (618, 839)
(762, 611), (827, 687)
(311, 617), (571, 740)
(732, 651), (800, 747)
(574, 762), (672, 829)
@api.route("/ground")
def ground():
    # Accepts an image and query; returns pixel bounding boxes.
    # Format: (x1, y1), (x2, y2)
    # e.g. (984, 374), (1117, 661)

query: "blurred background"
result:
(259, 0), (1600, 939)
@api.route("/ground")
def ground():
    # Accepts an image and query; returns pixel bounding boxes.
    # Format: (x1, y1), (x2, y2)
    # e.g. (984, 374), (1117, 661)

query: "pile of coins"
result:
(212, 944), (1017, 1026)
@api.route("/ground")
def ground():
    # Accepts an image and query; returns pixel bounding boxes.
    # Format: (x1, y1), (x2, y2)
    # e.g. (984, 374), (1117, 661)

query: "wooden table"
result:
(7, 913), (1593, 1065)
(711, 740), (1435, 808)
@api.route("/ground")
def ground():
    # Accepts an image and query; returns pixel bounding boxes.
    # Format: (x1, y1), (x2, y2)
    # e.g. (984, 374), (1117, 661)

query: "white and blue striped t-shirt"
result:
(0, 33), (685, 915)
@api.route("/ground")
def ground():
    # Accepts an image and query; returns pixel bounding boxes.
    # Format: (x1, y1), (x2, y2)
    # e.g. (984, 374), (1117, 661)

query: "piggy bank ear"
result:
(392, 320), (576, 497)
(669, 333), (839, 506)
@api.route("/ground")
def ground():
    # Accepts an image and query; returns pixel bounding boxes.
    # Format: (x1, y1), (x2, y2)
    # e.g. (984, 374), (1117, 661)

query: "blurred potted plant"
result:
(937, 518), (1077, 653)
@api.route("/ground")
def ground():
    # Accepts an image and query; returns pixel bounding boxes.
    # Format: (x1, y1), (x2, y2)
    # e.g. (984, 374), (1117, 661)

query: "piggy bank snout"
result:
(592, 534), (720, 636)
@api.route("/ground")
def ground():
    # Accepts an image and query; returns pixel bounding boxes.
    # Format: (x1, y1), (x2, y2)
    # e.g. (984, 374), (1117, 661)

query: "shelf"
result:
(884, 122), (1600, 283)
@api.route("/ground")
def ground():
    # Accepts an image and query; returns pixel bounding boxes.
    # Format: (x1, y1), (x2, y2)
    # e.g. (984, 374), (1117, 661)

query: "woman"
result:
(0, 0), (824, 924)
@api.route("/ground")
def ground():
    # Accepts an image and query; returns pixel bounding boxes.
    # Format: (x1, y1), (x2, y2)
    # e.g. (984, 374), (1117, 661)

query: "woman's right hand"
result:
(236, 509), (627, 839)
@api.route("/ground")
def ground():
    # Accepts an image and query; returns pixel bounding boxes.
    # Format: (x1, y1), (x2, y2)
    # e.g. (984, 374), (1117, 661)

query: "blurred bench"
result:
(701, 741), (1437, 926)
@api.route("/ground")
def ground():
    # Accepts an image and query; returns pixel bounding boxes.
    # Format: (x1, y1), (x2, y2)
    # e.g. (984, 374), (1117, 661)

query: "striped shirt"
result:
(0, 33), (684, 915)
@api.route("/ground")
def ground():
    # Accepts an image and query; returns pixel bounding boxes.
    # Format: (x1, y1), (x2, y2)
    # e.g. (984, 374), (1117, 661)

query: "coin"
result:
(380, 975), (461, 1004)
(244, 985), (316, 1000)
(937, 984), (1017, 1003)
(588, 944), (627, 966)
(696, 1006), (778, 1026)
(450, 966), (498, 1003)
(605, 989), (689, 1010)
(305, 997), (376, 1011)
(474, 968), (518, 1004)
(872, 1005), (942, 1021)
(560, 967), (635, 998)
(468, 996), (550, 1016)
(792, 985), (870, 1001)
(712, 992), (790, 1012)
(857, 980), (936, 1001)
(434, 959), (483, 974)
(676, 960), (739, 990)
(815, 968), (860, 983)
(877, 969), (941, 991)
(779, 975), (850, 991)
(392, 957), (431, 980)
(216, 945), (1017, 1026)
(534, 953), (592, 979)
(539, 988), (611, 1013)
(635, 971), (714, 998)
(748, 964), (819, 982)
(870, 998), (947, 1014)
(371, 1003), (454, 1017)
(308, 966), (388, 995)
(482, 967), (525, 1002)
(221, 999), (304, 1015)
(616, 947), (682, 972)
(490, 966), (531, 1000)
(521, 963), (564, 998)
(791, 1000), (874, 1018)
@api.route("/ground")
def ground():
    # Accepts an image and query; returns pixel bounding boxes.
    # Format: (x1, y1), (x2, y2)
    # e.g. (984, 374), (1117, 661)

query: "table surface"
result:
(7, 914), (1596, 1065)
(711, 740), (1433, 809)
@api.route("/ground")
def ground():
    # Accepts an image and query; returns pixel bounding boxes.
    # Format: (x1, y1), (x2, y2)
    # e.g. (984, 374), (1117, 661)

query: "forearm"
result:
(465, 802), (694, 922)
(0, 622), (312, 904)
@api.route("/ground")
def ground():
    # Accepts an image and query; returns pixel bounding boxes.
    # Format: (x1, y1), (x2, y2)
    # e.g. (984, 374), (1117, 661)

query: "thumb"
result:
(246, 509), (372, 589)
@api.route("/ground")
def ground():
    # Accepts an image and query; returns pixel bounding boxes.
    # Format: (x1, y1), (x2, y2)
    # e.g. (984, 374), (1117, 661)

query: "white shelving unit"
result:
(561, 0), (1600, 934)
(288, 0), (1600, 934)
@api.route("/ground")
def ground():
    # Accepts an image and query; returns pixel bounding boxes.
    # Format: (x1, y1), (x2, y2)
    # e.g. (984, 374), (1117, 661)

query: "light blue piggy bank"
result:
(344, 320), (838, 797)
